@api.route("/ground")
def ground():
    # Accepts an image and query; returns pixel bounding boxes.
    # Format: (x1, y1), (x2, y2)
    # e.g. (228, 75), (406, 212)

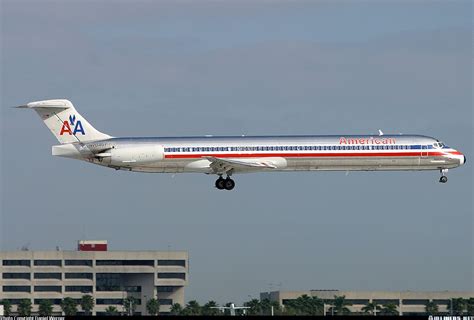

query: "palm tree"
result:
(466, 298), (474, 315)
(258, 298), (280, 315)
(170, 303), (183, 315)
(18, 299), (32, 316)
(38, 299), (54, 316)
(381, 303), (399, 315)
(105, 306), (118, 315)
(0, 300), (12, 316)
(80, 295), (95, 315)
(447, 298), (465, 315)
(146, 298), (160, 315)
(202, 300), (220, 315)
(61, 297), (78, 316)
(307, 296), (324, 315)
(294, 294), (312, 315)
(270, 300), (281, 315)
(333, 295), (352, 315)
(183, 300), (201, 315)
(424, 301), (439, 315)
(123, 296), (138, 315)
(244, 299), (261, 315)
(288, 295), (323, 315)
(362, 302), (382, 315)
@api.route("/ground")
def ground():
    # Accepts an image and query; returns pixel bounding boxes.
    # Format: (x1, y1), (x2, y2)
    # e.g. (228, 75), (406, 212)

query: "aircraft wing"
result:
(204, 156), (277, 174)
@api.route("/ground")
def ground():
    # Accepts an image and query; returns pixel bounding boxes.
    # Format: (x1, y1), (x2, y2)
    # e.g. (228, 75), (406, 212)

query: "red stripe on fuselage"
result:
(164, 151), (446, 159)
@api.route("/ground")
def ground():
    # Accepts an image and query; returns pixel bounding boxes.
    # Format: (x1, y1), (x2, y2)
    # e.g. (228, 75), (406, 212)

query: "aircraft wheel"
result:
(215, 177), (225, 190)
(224, 178), (235, 190)
(439, 176), (448, 183)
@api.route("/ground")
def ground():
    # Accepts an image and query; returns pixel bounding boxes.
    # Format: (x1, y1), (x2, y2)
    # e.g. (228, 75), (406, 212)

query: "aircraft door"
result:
(421, 145), (428, 158)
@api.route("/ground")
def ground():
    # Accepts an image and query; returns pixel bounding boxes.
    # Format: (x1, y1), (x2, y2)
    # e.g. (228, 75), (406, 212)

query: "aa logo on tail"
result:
(60, 115), (85, 135)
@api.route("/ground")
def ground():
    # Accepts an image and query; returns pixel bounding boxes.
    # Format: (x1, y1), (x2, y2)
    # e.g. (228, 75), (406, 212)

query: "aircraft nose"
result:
(463, 155), (466, 165)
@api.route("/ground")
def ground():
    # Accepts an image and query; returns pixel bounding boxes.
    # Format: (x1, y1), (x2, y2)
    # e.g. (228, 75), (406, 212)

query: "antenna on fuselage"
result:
(378, 129), (384, 136)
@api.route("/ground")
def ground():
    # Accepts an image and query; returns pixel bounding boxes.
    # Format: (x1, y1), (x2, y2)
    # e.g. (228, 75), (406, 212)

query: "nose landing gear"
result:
(215, 176), (235, 190)
(439, 169), (448, 183)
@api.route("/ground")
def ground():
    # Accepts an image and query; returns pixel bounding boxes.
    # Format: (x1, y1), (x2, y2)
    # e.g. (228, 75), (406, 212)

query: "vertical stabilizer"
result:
(17, 99), (111, 144)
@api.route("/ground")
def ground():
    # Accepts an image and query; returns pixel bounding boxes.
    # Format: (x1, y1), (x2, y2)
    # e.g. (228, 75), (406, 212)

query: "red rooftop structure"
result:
(78, 240), (108, 251)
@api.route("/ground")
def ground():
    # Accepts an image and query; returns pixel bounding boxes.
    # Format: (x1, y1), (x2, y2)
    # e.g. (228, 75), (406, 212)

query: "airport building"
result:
(261, 290), (474, 315)
(0, 241), (188, 315)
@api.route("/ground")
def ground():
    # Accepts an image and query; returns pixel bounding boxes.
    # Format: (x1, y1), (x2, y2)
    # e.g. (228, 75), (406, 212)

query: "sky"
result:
(1, 0), (472, 304)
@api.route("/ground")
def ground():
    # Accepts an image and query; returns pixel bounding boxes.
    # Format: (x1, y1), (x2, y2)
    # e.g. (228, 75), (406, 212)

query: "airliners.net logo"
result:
(429, 316), (474, 320)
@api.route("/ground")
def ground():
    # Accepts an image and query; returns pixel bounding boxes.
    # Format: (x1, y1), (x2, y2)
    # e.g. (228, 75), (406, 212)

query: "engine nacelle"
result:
(107, 145), (164, 166)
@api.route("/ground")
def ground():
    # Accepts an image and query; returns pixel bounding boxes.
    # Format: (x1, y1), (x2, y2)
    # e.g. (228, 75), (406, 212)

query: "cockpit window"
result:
(433, 142), (445, 148)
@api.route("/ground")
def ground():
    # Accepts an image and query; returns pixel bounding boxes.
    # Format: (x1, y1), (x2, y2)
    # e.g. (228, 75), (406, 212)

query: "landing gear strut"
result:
(215, 176), (235, 191)
(439, 169), (448, 183)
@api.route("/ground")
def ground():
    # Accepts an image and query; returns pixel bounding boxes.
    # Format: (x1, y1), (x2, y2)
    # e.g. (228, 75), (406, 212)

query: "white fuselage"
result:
(20, 99), (465, 188)
(55, 134), (466, 175)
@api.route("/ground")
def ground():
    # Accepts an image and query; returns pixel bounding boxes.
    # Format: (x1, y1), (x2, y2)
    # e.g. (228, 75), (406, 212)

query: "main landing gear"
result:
(215, 176), (235, 191)
(439, 169), (448, 183)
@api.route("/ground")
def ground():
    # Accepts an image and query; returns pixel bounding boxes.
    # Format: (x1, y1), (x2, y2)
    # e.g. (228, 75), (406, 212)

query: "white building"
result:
(0, 242), (188, 315)
(261, 290), (474, 315)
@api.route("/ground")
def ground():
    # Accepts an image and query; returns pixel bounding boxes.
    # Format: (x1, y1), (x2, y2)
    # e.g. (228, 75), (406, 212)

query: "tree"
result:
(447, 298), (465, 315)
(61, 297), (78, 316)
(38, 299), (54, 316)
(0, 300), (12, 316)
(244, 299), (261, 315)
(202, 300), (220, 316)
(146, 298), (160, 316)
(80, 295), (95, 315)
(284, 295), (323, 315)
(466, 298), (474, 315)
(170, 303), (183, 315)
(123, 297), (138, 316)
(333, 295), (352, 315)
(305, 296), (323, 315)
(105, 306), (118, 316)
(182, 300), (201, 315)
(362, 302), (382, 315)
(18, 299), (32, 316)
(424, 301), (439, 315)
(285, 295), (309, 315)
(257, 298), (280, 315)
(381, 303), (399, 315)
(259, 299), (272, 315)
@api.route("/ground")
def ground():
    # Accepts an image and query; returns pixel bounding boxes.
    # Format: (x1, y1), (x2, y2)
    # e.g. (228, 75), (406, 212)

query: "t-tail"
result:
(17, 99), (111, 143)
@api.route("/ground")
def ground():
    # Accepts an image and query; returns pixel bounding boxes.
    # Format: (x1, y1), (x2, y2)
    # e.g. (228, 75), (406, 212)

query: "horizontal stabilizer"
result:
(16, 100), (71, 109)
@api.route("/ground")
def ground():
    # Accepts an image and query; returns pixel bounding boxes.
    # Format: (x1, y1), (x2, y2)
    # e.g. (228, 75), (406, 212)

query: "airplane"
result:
(18, 99), (466, 190)
(211, 303), (250, 316)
